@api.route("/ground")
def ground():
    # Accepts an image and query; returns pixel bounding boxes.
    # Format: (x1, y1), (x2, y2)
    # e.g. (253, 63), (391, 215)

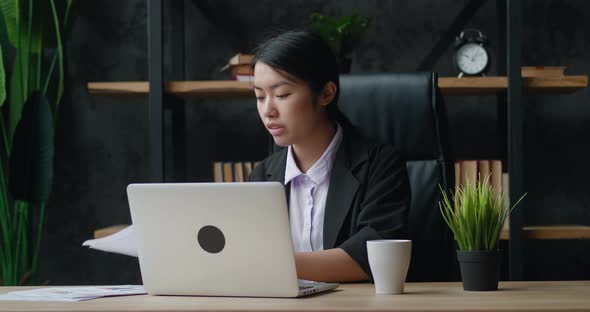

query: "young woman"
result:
(249, 30), (410, 283)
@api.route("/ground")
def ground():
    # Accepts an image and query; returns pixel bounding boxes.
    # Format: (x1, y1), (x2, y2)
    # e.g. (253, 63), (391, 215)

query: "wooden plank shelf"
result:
(94, 224), (129, 239)
(501, 225), (590, 240)
(87, 75), (587, 98)
(87, 81), (253, 98)
(440, 76), (588, 95)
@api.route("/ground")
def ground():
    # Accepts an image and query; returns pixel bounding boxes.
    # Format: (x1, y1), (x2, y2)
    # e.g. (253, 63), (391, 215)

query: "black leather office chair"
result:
(338, 73), (457, 282)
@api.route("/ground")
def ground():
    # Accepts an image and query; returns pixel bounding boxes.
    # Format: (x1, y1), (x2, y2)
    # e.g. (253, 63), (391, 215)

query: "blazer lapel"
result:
(323, 132), (363, 249)
(264, 127), (367, 249)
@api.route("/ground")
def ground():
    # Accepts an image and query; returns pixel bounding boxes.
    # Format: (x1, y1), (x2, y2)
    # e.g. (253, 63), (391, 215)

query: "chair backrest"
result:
(339, 73), (456, 282)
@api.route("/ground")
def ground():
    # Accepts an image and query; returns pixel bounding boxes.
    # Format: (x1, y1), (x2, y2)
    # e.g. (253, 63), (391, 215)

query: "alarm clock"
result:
(454, 29), (490, 78)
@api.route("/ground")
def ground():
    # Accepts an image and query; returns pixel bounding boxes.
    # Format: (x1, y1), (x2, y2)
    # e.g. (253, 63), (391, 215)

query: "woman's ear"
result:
(319, 82), (338, 107)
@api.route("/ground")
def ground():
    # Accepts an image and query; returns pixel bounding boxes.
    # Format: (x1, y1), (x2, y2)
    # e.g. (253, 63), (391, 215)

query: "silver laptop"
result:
(127, 182), (339, 297)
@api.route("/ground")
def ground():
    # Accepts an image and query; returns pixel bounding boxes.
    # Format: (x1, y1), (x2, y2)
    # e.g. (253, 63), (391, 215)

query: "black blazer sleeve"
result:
(249, 161), (265, 181)
(337, 145), (410, 281)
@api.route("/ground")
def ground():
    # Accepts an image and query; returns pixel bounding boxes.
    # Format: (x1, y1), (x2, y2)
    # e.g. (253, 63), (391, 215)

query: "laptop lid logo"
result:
(197, 225), (225, 253)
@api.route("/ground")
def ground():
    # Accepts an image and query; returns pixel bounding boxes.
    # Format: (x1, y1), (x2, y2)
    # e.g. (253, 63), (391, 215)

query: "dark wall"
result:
(38, 0), (590, 285)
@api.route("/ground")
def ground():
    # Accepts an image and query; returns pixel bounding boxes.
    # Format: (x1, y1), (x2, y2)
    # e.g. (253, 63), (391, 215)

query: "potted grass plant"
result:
(439, 176), (525, 291)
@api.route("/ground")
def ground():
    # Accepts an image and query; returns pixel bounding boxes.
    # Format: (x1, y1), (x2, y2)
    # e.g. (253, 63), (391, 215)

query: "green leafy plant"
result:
(439, 176), (526, 251)
(0, 0), (73, 286)
(308, 12), (370, 72)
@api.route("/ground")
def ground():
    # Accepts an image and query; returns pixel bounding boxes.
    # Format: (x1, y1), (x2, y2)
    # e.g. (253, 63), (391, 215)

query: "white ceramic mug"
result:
(367, 240), (412, 295)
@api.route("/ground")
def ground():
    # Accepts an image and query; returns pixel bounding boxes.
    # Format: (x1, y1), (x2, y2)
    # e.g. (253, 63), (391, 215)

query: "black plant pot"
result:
(457, 250), (502, 291)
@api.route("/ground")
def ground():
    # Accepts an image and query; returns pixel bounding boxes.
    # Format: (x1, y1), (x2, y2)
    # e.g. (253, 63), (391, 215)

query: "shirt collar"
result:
(284, 122), (343, 185)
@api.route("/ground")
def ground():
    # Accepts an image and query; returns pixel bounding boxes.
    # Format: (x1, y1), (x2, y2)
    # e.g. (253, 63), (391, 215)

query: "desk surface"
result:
(1, 281), (589, 312)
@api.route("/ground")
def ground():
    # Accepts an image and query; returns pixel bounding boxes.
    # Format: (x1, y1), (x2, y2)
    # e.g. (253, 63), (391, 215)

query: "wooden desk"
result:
(1, 281), (589, 311)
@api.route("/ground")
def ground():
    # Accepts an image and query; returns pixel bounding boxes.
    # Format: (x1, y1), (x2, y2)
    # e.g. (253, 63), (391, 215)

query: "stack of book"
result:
(521, 66), (566, 78)
(213, 161), (261, 182)
(454, 160), (510, 230)
(221, 53), (254, 81)
(454, 160), (502, 192)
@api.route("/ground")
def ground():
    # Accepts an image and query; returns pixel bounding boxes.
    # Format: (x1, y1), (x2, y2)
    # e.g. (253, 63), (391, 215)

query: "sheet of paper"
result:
(82, 224), (138, 257)
(0, 285), (146, 302)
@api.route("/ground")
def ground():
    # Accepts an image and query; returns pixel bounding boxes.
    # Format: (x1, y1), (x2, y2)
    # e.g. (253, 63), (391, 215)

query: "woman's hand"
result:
(294, 248), (368, 282)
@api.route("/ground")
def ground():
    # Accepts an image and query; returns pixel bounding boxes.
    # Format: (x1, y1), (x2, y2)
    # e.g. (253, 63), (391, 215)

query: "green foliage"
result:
(0, 0), (73, 285)
(0, 1), (20, 49)
(439, 176), (526, 251)
(0, 41), (5, 107)
(9, 91), (54, 204)
(8, 47), (28, 135)
(308, 12), (370, 60)
(0, 0), (71, 54)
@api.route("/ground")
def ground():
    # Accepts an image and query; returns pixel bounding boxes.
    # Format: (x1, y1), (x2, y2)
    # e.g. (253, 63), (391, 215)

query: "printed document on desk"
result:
(82, 224), (138, 257)
(0, 285), (146, 302)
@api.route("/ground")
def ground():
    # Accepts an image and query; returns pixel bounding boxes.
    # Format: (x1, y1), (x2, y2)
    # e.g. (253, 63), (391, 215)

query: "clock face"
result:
(455, 43), (488, 75)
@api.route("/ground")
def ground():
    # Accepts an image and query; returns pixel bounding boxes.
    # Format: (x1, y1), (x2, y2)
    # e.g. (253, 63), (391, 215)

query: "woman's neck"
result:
(292, 121), (337, 173)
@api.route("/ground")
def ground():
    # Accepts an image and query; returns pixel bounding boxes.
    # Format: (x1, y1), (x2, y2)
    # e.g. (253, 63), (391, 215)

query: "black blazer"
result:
(249, 124), (410, 281)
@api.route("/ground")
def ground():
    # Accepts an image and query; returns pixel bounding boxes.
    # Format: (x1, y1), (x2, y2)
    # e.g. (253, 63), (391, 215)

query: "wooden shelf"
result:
(87, 75), (587, 98)
(439, 76), (588, 95)
(94, 224), (129, 239)
(87, 81), (253, 98)
(501, 225), (590, 240)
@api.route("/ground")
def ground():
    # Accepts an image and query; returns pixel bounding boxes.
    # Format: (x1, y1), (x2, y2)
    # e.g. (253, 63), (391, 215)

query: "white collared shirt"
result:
(284, 123), (343, 252)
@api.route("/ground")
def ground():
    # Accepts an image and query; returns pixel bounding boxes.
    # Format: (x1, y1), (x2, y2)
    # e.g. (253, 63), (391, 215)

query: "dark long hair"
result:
(252, 30), (344, 121)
